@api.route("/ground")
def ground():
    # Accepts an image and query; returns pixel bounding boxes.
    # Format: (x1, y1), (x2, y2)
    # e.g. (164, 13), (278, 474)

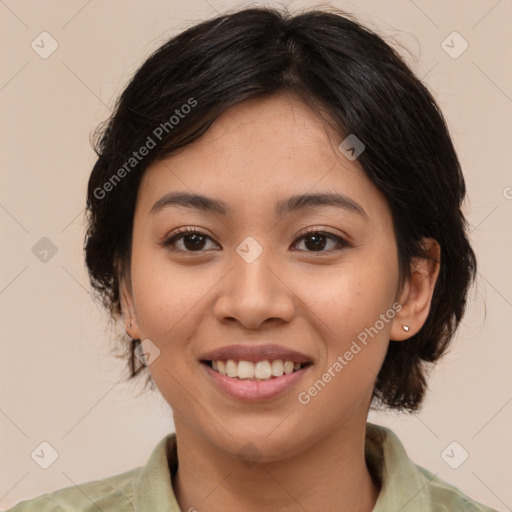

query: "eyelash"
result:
(161, 226), (349, 254)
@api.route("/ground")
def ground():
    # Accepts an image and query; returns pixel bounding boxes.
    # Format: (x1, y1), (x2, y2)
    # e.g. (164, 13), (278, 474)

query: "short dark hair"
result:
(84, 6), (477, 411)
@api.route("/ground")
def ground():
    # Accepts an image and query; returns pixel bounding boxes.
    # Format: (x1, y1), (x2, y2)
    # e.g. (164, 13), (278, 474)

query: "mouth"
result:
(201, 359), (313, 381)
(200, 358), (313, 402)
(198, 344), (314, 401)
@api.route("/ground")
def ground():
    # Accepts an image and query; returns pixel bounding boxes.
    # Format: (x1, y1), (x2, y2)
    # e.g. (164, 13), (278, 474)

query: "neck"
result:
(172, 418), (380, 512)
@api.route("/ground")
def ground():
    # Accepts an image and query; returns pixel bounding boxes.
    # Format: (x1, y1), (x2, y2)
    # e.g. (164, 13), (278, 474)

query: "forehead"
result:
(136, 92), (389, 222)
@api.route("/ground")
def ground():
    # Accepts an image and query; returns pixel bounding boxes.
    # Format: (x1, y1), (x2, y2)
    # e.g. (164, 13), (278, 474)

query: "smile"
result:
(204, 359), (311, 381)
(201, 359), (313, 402)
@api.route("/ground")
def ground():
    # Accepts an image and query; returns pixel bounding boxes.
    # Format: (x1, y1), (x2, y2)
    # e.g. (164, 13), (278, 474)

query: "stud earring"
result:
(402, 325), (410, 332)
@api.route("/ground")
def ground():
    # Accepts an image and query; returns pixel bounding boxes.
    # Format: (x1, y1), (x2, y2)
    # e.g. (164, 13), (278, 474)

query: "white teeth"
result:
(226, 359), (238, 378)
(255, 360), (272, 379)
(284, 361), (294, 374)
(210, 359), (306, 380)
(271, 359), (284, 377)
(238, 360), (255, 379)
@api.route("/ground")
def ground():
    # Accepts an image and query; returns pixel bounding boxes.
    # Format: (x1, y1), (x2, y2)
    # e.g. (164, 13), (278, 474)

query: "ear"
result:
(119, 271), (141, 340)
(390, 238), (441, 341)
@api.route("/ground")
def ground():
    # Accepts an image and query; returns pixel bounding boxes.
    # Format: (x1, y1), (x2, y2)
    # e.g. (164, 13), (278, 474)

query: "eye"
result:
(292, 228), (349, 253)
(161, 227), (349, 254)
(161, 227), (219, 252)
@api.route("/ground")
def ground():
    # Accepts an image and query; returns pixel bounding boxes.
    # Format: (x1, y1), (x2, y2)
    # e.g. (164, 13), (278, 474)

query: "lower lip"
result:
(201, 362), (311, 402)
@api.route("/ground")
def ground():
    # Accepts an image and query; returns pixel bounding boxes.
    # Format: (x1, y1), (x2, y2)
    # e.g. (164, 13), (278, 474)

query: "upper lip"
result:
(200, 344), (313, 364)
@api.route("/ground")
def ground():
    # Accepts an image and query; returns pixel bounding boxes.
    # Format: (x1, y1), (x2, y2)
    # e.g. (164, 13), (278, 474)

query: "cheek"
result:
(296, 251), (398, 336)
(130, 237), (201, 325)
(128, 243), (196, 360)
(129, 257), (207, 401)
(293, 277), (396, 425)
(295, 249), (398, 387)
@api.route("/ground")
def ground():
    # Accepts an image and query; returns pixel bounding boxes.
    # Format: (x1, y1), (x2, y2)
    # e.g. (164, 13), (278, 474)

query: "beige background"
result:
(1, 0), (511, 510)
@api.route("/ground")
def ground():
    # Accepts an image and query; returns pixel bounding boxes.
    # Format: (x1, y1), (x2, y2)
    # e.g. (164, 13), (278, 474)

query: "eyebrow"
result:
(149, 191), (367, 219)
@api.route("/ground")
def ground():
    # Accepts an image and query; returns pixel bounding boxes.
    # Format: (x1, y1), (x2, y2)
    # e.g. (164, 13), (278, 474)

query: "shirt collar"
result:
(365, 422), (432, 510)
(133, 433), (181, 511)
(133, 422), (432, 511)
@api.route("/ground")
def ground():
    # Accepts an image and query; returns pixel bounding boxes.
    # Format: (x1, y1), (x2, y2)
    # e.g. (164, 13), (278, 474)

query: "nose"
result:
(212, 245), (296, 330)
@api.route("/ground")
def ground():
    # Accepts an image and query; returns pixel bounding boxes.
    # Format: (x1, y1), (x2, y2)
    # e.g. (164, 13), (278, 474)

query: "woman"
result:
(7, 6), (497, 511)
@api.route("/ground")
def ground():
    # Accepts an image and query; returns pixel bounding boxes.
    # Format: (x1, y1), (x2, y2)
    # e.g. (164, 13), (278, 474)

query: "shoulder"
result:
(4, 467), (142, 512)
(365, 422), (498, 512)
(414, 463), (498, 512)
(5, 433), (178, 512)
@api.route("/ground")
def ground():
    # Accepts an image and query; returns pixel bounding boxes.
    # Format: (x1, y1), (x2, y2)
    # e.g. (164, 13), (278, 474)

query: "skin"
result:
(120, 91), (440, 512)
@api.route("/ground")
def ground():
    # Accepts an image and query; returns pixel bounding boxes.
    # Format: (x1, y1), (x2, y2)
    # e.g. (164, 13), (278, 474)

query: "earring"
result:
(402, 325), (410, 332)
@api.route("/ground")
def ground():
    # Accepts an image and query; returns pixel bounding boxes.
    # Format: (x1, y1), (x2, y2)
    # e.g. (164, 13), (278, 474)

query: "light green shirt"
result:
(6, 422), (496, 511)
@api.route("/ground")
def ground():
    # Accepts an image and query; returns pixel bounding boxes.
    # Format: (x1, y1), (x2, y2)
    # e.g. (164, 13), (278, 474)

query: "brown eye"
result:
(162, 228), (218, 252)
(292, 230), (348, 253)
(161, 227), (349, 254)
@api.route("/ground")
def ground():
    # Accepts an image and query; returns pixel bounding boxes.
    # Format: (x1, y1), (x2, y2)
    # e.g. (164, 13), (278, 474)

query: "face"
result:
(121, 92), (424, 461)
